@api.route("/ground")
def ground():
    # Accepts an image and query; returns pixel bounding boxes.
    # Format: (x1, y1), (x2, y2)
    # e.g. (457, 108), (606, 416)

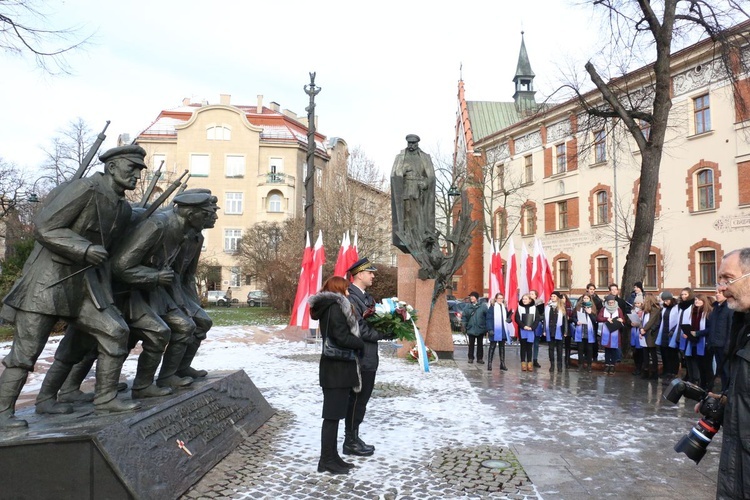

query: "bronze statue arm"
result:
(112, 218), (167, 288)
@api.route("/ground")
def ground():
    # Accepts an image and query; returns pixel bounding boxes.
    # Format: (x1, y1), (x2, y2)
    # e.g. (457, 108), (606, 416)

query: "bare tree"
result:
(0, 157), (28, 224)
(431, 147), (464, 251)
(194, 256), (222, 298)
(575, 0), (750, 356)
(0, 0), (91, 73)
(38, 117), (101, 190)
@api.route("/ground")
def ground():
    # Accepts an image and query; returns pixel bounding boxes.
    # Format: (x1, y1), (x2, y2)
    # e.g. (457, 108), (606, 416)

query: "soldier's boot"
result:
(94, 354), (140, 413)
(499, 344), (508, 371)
(0, 367), (29, 429)
(157, 342), (194, 389)
(176, 338), (207, 379)
(58, 352), (97, 403)
(131, 350), (173, 399)
(35, 360), (75, 414)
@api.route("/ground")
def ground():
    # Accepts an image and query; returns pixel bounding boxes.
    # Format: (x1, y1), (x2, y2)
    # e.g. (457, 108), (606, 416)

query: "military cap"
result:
(172, 192), (213, 209)
(99, 145), (148, 168)
(347, 257), (377, 276)
(175, 189), (218, 211)
(405, 134), (420, 142)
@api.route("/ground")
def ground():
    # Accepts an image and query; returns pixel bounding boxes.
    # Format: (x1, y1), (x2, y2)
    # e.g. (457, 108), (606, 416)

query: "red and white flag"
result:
(488, 240), (505, 299)
(308, 231), (326, 328)
(539, 239), (556, 300)
(519, 242), (531, 296)
(531, 238), (546, 302)
(290, 232), (313, 328)
(345, 231), (359, 275)
(333, 231), (350, 277)
(505, 238), (519, 321)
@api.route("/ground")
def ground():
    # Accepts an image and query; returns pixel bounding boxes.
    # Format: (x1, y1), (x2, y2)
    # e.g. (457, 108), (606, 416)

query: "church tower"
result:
(513, 32), (537, 116)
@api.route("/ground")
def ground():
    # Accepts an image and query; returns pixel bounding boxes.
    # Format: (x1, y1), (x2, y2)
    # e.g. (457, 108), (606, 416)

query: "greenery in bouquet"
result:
(407, 345), (438, 364)
(365, 297), (418, 342)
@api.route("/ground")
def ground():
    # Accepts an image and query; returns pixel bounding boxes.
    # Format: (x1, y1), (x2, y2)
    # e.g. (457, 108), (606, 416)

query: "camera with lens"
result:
(663, 378), (725, 464)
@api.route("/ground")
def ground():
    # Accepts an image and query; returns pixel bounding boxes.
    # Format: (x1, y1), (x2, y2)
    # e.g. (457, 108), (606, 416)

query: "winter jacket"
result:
(709, 300), (734, 351)
(347, 283), (389, 372)
(309, 291), (365, 391)
(597, 307), (625, 349)
(641, 305), (662, 348)
(515, 303), (541, 342)
(486, 303), (513, 342)
(462, 302), (488, 336)
(717, 312), (750, 499)
(544, 305), (568, 341)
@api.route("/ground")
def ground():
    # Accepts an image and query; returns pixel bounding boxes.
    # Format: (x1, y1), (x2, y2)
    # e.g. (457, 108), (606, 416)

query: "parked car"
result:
(247, 290), (270, 307)
(206, 290), (231, 307)
(447, 300), (464, 332)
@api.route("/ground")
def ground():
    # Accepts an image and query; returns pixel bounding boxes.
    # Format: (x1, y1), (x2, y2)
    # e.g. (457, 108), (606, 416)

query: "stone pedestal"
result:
(396, 253), (454, 360)
(0, 370), (274, 500)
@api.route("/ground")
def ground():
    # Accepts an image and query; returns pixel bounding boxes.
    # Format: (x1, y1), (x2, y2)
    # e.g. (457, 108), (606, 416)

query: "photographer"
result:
(714, 248), (750, 498)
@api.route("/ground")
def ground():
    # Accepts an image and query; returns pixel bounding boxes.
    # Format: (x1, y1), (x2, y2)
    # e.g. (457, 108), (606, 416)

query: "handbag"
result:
(321, 312), (357, 361)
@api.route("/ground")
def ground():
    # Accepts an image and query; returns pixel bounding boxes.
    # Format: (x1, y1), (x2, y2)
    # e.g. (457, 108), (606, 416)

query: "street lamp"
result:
(448, 184), (461, 197)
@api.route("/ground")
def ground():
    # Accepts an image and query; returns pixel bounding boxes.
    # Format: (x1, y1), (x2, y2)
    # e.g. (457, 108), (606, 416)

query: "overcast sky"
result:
(2, 1), (610, 181)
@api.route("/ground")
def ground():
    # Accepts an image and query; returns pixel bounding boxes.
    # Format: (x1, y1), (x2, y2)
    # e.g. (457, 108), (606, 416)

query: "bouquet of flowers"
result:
(365, 297), (418, 342)
(408, 345), (438, 364)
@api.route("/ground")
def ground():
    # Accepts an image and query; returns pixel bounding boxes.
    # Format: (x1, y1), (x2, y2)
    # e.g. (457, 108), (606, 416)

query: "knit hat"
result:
(633, 294), (644, 304)
(469, 291), (480, 299)
(634, 281), (643, 290)
(604, 294), (617, 302)
(660, 291), (673, 301)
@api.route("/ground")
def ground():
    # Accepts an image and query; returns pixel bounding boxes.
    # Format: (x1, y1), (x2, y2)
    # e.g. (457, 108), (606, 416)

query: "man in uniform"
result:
(390, 134), (436, 253)
(0, 145), (147, 428)
(344, 257), (393, 456)
(112, 192), (212, 398)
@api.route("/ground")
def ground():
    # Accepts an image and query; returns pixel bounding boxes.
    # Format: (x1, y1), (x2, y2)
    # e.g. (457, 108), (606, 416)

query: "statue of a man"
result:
(390, 134), (436, 253)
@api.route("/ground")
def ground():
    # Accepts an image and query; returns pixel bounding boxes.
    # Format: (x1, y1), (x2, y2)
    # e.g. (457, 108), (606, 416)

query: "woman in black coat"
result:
(309, 276), (365, 475)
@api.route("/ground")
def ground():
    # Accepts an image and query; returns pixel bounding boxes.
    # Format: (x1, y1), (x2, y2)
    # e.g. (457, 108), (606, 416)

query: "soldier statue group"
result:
(0, 145), (218, 430)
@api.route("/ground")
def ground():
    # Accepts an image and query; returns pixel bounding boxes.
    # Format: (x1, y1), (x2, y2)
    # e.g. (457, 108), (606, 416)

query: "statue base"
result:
(0, 370), (274, 500)
(396, 253), (454, 360)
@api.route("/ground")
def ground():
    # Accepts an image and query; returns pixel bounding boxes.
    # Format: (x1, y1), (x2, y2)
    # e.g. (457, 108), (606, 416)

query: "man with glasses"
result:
(714, 248), (750, 498)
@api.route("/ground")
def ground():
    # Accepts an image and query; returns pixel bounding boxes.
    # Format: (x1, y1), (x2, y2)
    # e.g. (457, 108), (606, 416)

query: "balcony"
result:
(258, 172), (295, 187)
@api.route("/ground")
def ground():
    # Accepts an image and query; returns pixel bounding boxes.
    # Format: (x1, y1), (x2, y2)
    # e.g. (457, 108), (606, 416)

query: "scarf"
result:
(605, 302), (619, 315)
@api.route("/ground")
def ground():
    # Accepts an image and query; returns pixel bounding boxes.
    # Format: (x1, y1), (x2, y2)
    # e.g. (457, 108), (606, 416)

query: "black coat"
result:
(709, 300), (734, 350)
(309, 292), (364, 391)
(717, 312), (750, 499)
(347, 284), (387, 372)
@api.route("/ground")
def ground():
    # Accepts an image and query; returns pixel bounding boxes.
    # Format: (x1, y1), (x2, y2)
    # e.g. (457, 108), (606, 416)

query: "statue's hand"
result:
(157, 269), (175, 286)
(85, 245), (109, 265)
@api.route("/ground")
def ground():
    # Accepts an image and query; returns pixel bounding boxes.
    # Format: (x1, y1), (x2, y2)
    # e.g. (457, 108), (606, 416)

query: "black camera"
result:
(663, 379), (724, 464)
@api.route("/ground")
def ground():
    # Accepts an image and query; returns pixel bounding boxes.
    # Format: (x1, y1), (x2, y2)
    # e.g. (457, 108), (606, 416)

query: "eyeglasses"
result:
(716, 271), (750, 288)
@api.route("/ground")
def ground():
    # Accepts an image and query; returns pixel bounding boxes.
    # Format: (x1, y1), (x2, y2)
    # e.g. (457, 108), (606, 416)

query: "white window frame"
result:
(190, 154), (210, 177)
(225, 192), (244, 215)
(225, 154), (245, 178)
(268, 193), (282, 213)
(207, 125), (231, 141)
(224, 229), (242, 253)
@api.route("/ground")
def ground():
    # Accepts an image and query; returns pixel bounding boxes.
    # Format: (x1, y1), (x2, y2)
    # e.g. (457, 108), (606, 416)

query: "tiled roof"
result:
(466, 101), (522, 142)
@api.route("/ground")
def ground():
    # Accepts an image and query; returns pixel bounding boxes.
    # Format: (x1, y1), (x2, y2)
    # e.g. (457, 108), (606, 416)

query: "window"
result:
(207, 125), (231, 141)
(694, 94), (711, 135)
(269, 157), (284, 174)
(558, 260), (570, 289)
(151, 153), (166, 173)
(555, 144), (566, 174)
(557, 200), (568, 230)
(697, 169), (715, 210)
(224, 229), (242, 253)
(269, 193), (282, 213)
(315, 168), (322, 187)
(524, 155), (533, 184)
(225, 192), (243, 215)
(640, 120), (651, 142)
(698, 250), (716, 288)
(494, 211), (507, 242)
(225, 155), (245, 177)
(645, 253), (657, 288)
(596, 191), (609, 224)
(596, 257), (609, 288)
(190, 154), (210, 176)
(495, 164), (505, 191)
(594, 130), (606, 163)
(230, 267), (241, 287)
(522, 206), (535, 236)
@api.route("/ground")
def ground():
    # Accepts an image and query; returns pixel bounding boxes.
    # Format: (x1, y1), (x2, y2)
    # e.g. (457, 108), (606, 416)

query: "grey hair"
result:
(724, 248), (750, 272)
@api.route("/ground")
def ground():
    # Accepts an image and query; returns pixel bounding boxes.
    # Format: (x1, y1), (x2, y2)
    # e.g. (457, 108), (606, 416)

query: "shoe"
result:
(633, 370), (641, 376)
(533, 361), (542, 368)
(343, 440), (374, 456)
(156, 375), (194, 388)
(317, 459), (349, 474)
(335, 455), (356, 469)
(355, 433), (375, 453)
(477, 359), (485, 365)
(0, 411), (27, 429)
(177, 367), (208, 379)
(116, 382), (129, 392)
(35, 399), (74, 415)
(468, 359), (474, 364)
(57, 390), (95, 403)
(521, 362), (527, 372)
(500, 364), (508, 371)
(131, 384), (173, 399)
(549, 365), (554, 372)
(487, 363), (492, 371)
(95, 398), (141, 413)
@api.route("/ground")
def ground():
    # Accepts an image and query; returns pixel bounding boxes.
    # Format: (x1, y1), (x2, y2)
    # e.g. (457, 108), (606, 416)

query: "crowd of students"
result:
(463, 282), (733, 390)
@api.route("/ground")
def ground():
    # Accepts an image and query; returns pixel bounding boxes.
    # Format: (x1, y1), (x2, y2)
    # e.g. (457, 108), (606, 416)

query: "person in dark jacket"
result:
(713, 248), (750, 498)
(485, 293), (513, 372)
(709, 289), (733, 392)
(572, 294), (598, 372)
(597, 294), (625, 375)
(345, 257), (392, 457)
(656, 291), (680, 379)
(544, 291), (569, 372)
(529, 289), (545, 368)
(309, 276), (365, 475)
(516, 294), (541, 371)
(463, 291), (488, 364)
(639, 294), (662, 379)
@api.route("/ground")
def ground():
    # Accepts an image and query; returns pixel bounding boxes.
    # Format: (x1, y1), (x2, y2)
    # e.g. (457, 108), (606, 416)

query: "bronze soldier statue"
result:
(390, 134), (436, 253)
(112, 192), (213, 398)
(0, 145), (148, 428)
